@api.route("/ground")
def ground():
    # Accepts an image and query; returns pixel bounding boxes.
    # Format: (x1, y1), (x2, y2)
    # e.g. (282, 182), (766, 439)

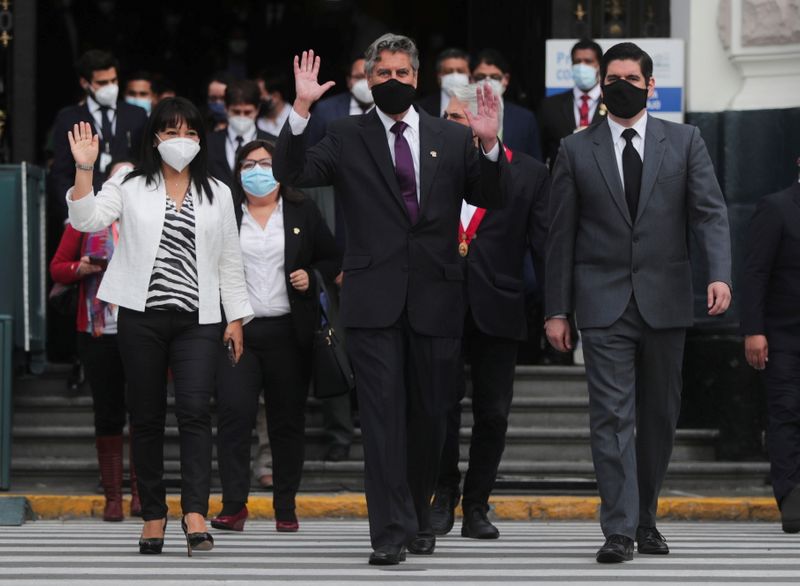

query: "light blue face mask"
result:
(572, 63), (599, 92)
(241, 166), (278, 197)
(125, 96), (152, 114)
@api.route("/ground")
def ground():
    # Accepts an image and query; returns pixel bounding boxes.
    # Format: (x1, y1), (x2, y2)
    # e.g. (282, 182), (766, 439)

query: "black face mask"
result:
(371, 79), (416, 115)
(602, 79), (649, 119)
(259, 97), (275, 117)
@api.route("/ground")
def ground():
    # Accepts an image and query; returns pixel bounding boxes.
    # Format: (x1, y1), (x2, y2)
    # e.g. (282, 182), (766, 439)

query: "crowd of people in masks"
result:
(44, 30), (797, 567)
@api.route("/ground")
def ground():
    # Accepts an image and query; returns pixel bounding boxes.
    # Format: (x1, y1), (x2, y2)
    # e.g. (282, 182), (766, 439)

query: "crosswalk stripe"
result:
(0, 520), (797, 585)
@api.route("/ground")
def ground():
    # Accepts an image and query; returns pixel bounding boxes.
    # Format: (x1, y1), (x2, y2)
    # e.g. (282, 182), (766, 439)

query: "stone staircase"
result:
(8, 364), (770, 493)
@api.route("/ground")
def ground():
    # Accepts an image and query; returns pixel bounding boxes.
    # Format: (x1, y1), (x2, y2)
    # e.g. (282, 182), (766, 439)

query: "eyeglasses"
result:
(241, 158), (272, 171)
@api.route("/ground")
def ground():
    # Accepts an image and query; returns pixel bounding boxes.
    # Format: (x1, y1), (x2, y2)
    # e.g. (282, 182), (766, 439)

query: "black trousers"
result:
(762, 349), (800, 507)
(76, 332), (127, 436)
(347, 314), (460, 549)
(437, 311), (518, 510)
(216, 315), (310, 516)
(117, 307), (220, 521)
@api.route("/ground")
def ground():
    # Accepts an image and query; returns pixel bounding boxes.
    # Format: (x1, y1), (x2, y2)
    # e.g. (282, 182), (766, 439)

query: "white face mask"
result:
(227, 115), (255, 137)
(440, 72), (469, 93)
(350, 78), (373, 105)
(156, 137), (200, 172)
(484, 79), (505, 97)
(93, 83), (119, 107)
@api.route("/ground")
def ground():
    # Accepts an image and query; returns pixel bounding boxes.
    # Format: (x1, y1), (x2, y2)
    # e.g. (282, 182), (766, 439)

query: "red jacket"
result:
(49, 224), (98, 333)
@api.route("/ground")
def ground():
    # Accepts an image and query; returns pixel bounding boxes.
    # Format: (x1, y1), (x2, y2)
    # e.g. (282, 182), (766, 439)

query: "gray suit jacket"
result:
(545, 115), (731, 330)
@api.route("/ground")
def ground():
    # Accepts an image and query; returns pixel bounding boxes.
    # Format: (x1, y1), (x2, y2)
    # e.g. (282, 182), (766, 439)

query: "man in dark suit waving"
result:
(273, 33), (505, 565)
(545, 42), (731, 563)
(741, 176), (800, 534)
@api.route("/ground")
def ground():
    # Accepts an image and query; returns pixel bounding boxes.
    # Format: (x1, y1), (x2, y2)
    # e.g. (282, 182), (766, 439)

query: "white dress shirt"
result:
(572, 84), (602, 128)
(257, 102), (292, 136)
(349, 96), (373, 116)
(86, 94), (117, 140)
(288, 104), (500, 203)
(607, 113), (648, 186)
(225, 124), (258, 171)
(239, 200), (291, 317)
(439, 88), (451, 117)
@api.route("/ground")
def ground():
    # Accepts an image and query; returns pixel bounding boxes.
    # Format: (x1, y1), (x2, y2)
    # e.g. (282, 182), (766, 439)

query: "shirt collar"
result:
(227, 123), (258, 142)
(607, 111), (648, 145)
(376, 104), (420, 136)
(573, 83), (602, 103)
(87, 94), (116, 113)
(241, 196), (282, 220)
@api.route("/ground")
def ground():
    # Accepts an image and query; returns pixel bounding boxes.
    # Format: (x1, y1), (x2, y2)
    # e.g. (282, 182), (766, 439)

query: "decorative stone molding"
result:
(718, 0), (800, 109)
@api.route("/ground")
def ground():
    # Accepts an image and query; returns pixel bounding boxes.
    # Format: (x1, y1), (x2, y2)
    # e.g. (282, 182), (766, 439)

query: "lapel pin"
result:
(293, 227), (300, 235)
(430, 150), (438, 158)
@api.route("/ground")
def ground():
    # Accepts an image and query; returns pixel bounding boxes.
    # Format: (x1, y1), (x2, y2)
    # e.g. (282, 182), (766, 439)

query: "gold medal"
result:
(458, 240), (469, 257)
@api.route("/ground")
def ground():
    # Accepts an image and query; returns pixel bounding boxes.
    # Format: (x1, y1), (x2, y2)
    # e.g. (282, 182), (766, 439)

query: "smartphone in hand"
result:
(226, 339), (236, 367)
(88, 256), (109, 270)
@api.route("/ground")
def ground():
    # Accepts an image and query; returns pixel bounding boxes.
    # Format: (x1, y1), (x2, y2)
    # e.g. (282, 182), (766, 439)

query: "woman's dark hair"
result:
(231, 139), (303, 207)
(123, 97), (215, 203)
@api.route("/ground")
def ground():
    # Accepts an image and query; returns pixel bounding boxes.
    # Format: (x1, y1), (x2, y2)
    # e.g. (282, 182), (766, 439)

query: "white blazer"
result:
(67, 169), (254, 325)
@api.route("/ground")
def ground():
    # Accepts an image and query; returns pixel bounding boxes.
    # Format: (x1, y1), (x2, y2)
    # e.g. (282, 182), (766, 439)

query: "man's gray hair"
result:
(447, 82), (504, 128)
(364, 33), (420, 76)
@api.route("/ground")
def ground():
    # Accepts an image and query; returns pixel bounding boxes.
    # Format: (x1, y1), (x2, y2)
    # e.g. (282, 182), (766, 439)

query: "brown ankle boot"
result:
(128, 429), (142, 517)
(96, 435), (124, 522)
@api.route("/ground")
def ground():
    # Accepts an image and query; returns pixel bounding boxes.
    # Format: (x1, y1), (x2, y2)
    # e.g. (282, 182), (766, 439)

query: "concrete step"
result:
(12, 394), (591, 429)
(10, 424), (718, 463)
(9, 457), (769, 493)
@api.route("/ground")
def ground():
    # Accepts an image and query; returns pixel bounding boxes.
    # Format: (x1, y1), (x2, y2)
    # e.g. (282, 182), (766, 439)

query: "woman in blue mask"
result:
(211, 139), (341, 533)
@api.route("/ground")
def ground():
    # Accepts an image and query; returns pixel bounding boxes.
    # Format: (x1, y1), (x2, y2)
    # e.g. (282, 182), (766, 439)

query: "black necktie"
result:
(622, 128), (642, 220)
(235, 135), (244, 157)
(99, 106), (114, 146)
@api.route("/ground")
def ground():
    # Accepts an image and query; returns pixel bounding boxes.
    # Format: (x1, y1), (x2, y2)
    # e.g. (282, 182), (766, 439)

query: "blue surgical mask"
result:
(208, 101), (227, 122)
(572, 63), (599, 92)
(126, 96), (152, 114)
(241, 166), (278, 197)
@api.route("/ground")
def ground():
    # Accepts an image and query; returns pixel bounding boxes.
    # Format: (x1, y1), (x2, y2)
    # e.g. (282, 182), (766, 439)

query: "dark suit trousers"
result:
(762, 349), (800, 507)
(347, 314), (460, 549)
(216, 316), (310, 516)
(116, 308), (220, 521)
(437, 312), (518, 510)
(76, 333), (127, 436)
(580, 297), (685, 538)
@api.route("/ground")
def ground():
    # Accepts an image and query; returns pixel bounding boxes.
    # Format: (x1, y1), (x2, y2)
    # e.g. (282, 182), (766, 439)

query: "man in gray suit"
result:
(545, 42), (732, 564)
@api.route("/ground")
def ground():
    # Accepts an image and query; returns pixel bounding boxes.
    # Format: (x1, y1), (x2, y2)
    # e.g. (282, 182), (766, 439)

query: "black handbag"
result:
(48, 282), (78, 317)
(311, 270), (355, 399)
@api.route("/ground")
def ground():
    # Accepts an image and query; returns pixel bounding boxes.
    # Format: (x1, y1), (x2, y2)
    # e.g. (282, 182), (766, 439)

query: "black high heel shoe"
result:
(181, 515), (214, 557)
(139, 518), (167, 555)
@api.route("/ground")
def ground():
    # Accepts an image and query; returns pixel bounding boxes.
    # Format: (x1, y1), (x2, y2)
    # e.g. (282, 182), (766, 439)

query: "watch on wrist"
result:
(75, 162), (94, 171)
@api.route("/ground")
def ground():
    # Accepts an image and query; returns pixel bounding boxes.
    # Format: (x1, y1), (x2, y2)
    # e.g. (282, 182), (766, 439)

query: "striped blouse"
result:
(145, 191), (200, 312)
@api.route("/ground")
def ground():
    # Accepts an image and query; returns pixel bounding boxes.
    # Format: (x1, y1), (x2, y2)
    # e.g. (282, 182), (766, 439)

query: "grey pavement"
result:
(0, 520), (798, 585)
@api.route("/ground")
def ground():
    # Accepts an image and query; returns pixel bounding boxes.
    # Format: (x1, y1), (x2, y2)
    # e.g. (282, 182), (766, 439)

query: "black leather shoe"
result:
(636, 526), (669, 554)
(596, 534), (634, 563)
(368, 544), (406, 565)
(781, 485), (800, 534)
(461, 506), (499, 539)
(407, 533), (435, 555)
(323, 444), (350, 462)
(430, 487), (460, 536)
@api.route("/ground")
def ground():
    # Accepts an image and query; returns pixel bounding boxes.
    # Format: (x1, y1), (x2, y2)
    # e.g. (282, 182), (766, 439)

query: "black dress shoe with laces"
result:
(461, 506), (499, 539)
(407, 533), (435, 555)
(596, 534), (634, 563)
(368, 544), (406, 565)
(636, 526), (669, 554)
(430, 487), (460, 536)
